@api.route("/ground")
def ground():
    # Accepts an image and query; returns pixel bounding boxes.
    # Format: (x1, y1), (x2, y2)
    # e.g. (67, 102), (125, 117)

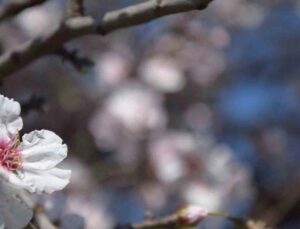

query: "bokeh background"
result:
(1, 0), (300, 228)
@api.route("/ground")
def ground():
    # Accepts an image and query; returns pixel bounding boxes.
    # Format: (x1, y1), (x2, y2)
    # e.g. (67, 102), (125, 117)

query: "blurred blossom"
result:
(65, 194), (113, 229)
(184, 20), (205, 41)
(105, 84), (166, 133)
(89, 110), (141, 166)
(148, 131), (198, 183)
(205, 145), (255, 209)
(212, 0), (243, 25)
(178, 42), (225, 87)
(213, 0), (265, 28)
(89, 83), (167, 148)
(94, 51), (132, 89)
(43, 191), (113, 229)
(139, 56), (185, 93)
(182, 183), (222, 212)
(150, 142), (185, 183)
(89, 111), (122, 150)
(89, 83), (167, 167)
(189, 50), (225, 87)
(176, 140), (254, 214)
(237, 3), (265, 28)
(63, 158), (95, 193)
(209, 27), (231, 49)
(16, 0), (64, 37)
(150, 34), (184, 55)
(205, 145), (243, 185)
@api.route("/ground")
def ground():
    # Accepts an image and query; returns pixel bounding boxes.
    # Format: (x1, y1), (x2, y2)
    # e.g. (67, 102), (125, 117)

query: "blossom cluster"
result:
(1, 0), (300, 228)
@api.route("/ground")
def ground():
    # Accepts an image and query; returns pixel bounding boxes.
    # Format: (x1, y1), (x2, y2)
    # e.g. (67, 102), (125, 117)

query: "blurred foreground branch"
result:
(131, 214), (192, 229)
(33, 205), (57, 229)
(0, 0), (213, 79)
(116, 207), (272, 229)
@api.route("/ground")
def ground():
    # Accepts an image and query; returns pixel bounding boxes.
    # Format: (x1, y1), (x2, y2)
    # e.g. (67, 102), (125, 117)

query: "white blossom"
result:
(0, 94), (71, 194)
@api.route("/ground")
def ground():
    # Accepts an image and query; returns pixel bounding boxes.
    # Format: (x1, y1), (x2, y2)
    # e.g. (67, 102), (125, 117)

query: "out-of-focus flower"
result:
(177, 40), (225, 88)
(90, 83), (166, 140)
(212, 0), (265, 28)
(63, 158), (94, 193)
(209, 27), (231, 49)
(89, 83), (167, 167)
(181, 143), (254, 213)
(183, 183), (222, 212)
(148, 131), (198, 183)
(106, 84), (166, 133)
(65, 194), (113, 229)
(94, 51), (132, 89)
(16, 1), (64, 37)
(205, 145), (237, 184)
(0, 94), (71, 194)
(139, 56), (185, 93)
(177, 205), (208, 226)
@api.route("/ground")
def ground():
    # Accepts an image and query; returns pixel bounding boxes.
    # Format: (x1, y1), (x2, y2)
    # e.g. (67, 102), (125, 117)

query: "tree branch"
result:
(0, 0), (213, 79)
(117, 205), (208, 229)
(34, 205), (57, 229)
(117, 210), (273, 229)
(0, 0), (47, 22)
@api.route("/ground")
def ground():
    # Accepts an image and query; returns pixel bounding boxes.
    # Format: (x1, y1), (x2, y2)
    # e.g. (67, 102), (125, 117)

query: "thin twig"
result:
(0, 0), (213, 79)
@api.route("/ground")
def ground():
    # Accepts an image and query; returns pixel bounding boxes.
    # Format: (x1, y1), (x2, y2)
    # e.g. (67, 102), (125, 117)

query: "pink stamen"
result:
(0, 138), (22, 171)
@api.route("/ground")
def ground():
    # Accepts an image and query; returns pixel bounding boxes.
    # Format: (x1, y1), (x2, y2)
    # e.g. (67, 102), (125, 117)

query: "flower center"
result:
(0, 137), (22, 171)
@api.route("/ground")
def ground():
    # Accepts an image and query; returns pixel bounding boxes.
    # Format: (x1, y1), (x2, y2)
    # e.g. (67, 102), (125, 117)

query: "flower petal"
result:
(0, 94), (23, 141)
(4, 167), (71, 194)
(20, 130), (67, 170)
(0, 179), (33, 229)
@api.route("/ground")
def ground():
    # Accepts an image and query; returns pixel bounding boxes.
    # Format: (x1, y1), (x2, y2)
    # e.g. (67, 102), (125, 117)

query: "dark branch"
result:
(56, 46), (94, 72)
(0, 0), (213, 79)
